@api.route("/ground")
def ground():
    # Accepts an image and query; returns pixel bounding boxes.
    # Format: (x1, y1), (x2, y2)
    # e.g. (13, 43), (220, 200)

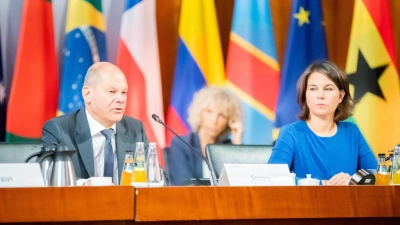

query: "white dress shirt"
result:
(86, 109), (118, 185)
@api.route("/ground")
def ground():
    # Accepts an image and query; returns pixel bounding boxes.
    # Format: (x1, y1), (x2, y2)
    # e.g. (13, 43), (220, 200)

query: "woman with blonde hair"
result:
(168, 86), (243, 185)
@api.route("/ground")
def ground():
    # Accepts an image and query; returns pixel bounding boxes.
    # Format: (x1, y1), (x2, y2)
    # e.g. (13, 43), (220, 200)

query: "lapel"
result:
(191, 133), (203, 176)
(75, 109), (95, 177)
(116, 120), (131, 180)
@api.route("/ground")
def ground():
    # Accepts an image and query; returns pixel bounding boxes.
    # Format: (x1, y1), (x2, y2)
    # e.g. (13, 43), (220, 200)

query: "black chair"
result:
(205, 144), (273, 184)
(163, 146), (212, 186)
(162, 147), (171, 185)
(0, 143), (42, 163)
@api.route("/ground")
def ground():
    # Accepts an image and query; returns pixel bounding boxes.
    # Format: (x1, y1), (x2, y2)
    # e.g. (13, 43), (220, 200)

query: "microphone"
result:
(151, 114), (217, 186)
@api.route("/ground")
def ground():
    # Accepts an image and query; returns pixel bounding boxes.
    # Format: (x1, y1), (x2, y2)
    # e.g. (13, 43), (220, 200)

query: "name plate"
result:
(0, 163), (45, 187)
(217, 164), (295, 186)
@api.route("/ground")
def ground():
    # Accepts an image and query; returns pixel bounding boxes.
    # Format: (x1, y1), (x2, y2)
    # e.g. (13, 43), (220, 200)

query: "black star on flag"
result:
(348, 50), (387, 101)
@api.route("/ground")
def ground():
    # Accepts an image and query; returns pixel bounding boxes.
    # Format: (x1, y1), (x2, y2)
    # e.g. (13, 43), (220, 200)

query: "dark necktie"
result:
(101, 129), (114, 180)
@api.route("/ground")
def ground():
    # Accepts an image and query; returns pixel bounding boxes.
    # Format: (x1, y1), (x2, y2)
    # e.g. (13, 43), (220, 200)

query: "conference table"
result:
(0, 185), (399, 224)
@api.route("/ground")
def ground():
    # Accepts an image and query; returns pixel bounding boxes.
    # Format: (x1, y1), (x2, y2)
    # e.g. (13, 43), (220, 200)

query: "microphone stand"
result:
(152, 114), (217, 186)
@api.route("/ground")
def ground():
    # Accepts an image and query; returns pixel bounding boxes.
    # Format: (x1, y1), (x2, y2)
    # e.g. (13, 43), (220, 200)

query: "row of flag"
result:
(1, 0), (400, 160)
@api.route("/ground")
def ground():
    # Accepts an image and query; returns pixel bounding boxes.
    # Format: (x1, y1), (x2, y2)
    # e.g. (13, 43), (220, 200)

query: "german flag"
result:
(346, 0), (400, 156)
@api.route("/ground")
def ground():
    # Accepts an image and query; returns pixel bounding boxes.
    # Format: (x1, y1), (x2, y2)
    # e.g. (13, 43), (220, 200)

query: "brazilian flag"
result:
(58, 0), (107, 115)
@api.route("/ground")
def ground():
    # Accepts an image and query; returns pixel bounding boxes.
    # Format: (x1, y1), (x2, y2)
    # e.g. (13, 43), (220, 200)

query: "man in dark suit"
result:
(42, 62), (148, 184)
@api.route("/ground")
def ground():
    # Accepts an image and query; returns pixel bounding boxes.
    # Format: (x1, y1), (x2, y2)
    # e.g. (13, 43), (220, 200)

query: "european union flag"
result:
(275, 0), (328, 128)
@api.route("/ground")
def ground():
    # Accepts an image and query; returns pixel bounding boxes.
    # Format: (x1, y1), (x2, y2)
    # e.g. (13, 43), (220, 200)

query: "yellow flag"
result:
(345, 0), (400, 155)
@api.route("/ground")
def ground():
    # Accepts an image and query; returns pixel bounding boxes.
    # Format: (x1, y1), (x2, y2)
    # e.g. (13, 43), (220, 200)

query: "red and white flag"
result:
(117, 0), (165, 163)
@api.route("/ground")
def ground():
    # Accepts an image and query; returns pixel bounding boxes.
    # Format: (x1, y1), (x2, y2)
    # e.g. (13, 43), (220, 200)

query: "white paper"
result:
(217, 164), (295, 186)
(0, 163), (45, 187)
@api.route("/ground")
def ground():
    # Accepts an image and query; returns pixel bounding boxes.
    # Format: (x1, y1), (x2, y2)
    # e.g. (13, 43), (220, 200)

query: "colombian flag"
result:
(58, 0), (107, 115)
(166, 0), (225, 144)
(6, 0), (59, 142)
(226, 0), (279, 144)
(117, 0), (165, 163)
(346, 0), (400, 155)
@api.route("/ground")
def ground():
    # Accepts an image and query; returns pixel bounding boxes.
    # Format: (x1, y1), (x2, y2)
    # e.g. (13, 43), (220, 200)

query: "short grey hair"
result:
(83, 62), (121, 87)
(187, 86), (243, 141)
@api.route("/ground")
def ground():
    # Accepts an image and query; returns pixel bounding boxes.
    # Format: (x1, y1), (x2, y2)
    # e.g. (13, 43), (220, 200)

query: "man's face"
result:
(84, 70), (128, 128)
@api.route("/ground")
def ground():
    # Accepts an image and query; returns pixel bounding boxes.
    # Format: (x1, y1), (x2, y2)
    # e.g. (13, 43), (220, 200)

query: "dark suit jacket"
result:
(167, 133), (231, 185)
(41, 108), (148, 182)
(167, 133), (203, 186)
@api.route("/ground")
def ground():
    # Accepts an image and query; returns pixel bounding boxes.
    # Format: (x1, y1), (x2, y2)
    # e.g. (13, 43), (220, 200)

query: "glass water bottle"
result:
(131, 142), (147, 186)
(120, 150), (134, 186)
(147, 142), (162, 186)
(376, 153), (389, 185)
(391, 146), (400, 185)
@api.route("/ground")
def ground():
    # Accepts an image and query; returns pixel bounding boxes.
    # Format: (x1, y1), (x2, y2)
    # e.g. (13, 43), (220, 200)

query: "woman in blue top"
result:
(268, 61), (377, 185)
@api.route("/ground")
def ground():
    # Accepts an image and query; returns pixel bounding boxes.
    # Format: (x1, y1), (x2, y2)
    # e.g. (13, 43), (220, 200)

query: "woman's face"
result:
(199, 101), (229, 140)
(305, 71), (344, 120)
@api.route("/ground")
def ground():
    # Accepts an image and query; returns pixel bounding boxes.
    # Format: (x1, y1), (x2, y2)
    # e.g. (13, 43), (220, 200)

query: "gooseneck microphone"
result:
(151, 114), (217, 186)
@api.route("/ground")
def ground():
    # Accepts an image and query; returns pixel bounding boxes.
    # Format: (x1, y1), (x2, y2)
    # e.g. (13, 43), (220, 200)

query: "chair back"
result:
(0, 143), (42, 163)
(162, 147), (171, 185)
(205, 144), (273, 181)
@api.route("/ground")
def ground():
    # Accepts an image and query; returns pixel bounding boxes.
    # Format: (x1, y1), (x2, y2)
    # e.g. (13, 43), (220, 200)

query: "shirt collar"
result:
(86, 109), (116, 136)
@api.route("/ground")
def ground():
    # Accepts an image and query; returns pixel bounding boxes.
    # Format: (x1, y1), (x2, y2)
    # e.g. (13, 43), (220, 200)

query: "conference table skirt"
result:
(0, 186), (399, 224)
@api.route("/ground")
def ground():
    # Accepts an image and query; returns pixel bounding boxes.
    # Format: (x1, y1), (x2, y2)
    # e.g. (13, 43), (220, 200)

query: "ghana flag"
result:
(345, 0), (400, 155)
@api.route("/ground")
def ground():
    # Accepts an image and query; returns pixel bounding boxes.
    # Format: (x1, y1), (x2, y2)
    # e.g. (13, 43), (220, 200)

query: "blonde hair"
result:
(187, 86), (243, 141)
